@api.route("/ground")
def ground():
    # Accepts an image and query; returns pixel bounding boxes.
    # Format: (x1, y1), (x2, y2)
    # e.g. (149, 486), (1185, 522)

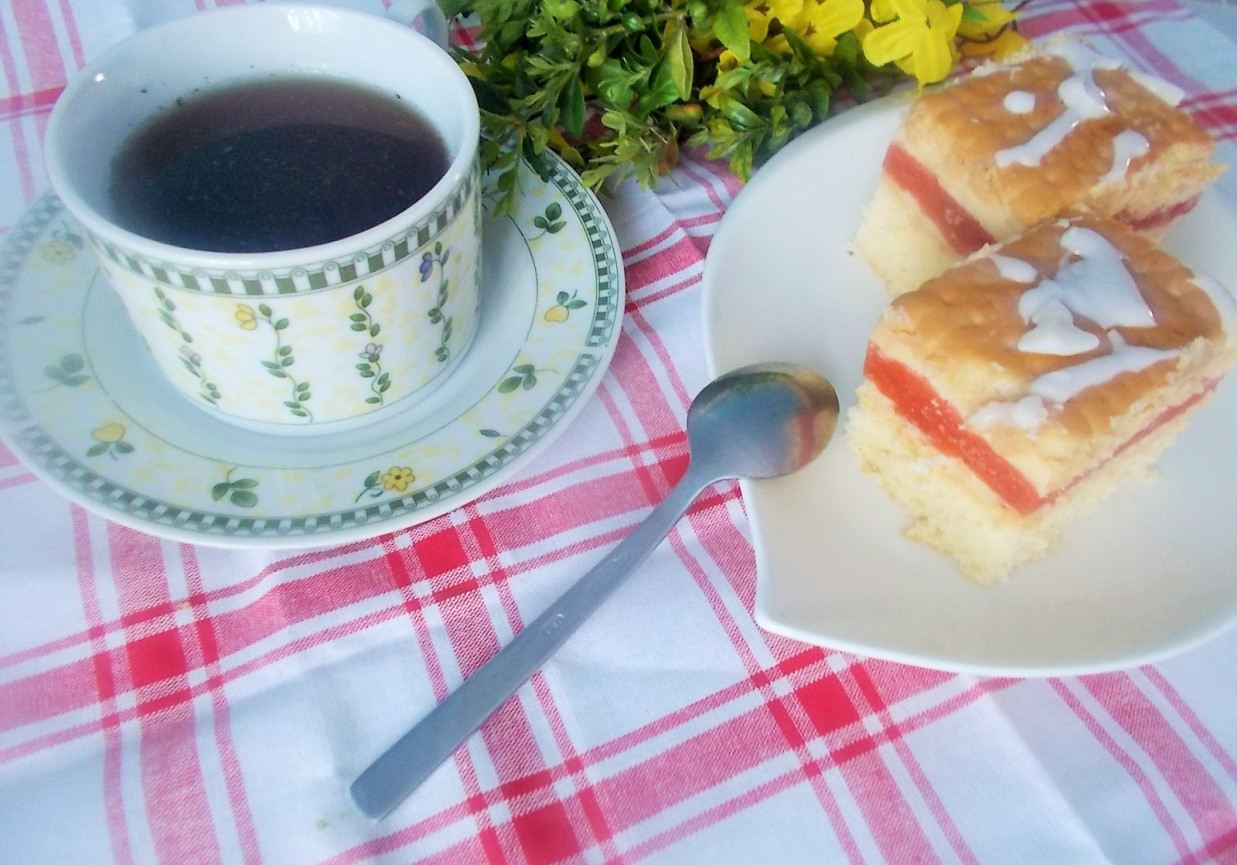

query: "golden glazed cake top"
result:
(897, 41), (1221, 232)
(869, 213), (1237, 493)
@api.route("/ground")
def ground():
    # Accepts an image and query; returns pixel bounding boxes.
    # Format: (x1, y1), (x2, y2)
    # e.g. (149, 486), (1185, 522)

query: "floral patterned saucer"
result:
(0, 155), (623, 547)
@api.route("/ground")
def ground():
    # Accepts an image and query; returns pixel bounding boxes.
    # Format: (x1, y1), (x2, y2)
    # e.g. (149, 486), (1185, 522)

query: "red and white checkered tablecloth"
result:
(3, 1), (1237, 863)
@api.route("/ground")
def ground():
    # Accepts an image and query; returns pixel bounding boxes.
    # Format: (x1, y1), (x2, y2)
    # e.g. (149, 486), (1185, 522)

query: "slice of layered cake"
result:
(847, 212), (1236, 583)
(853, 41), (1224, 295)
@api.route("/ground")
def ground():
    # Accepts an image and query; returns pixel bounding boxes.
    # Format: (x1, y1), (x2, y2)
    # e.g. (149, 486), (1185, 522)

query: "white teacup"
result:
(45, 2), (481, 432)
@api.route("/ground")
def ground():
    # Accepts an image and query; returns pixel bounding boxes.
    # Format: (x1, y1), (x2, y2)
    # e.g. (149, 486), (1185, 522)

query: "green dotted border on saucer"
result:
(0, 155), (622, 541)
(87, 162), (480, 296)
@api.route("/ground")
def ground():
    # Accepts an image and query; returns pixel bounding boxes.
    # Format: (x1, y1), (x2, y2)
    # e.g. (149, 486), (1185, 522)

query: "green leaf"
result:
(231, 478), (259, 490)
(713, 1), (751, 61)
(62, 354), (84, 373)
(230, 490), (258, 508)
(498, 377), (521, 394)
(211, 482), (230, 502)
(559, 74), (585, 139)
(663, 18), (693, 101)
(86, 442), (109, 457)
(363, 470), (381, 488)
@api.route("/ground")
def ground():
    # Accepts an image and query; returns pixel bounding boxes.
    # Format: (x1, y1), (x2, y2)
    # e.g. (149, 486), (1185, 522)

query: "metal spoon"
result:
(350, 362), (840, 819)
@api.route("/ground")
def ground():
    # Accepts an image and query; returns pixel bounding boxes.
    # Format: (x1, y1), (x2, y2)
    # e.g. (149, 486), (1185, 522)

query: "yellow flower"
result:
(958, 0), (1027, 59)
(380, 466), (415, 492)
(745, 0), (804, 43)
(862, 0), (964, 85)
(235, 304), (258, 331)
(787, 0), (865, 56)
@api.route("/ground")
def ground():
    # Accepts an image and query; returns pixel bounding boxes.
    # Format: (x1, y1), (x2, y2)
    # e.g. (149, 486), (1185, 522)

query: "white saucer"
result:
(0, 155), (624, 547)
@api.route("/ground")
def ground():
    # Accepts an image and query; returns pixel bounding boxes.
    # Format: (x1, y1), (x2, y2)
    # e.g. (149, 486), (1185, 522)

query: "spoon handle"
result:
(350, 463), (717, 819)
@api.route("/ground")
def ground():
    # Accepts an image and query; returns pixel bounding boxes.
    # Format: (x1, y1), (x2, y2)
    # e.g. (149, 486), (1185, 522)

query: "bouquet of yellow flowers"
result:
(441, 0), (1026, 211)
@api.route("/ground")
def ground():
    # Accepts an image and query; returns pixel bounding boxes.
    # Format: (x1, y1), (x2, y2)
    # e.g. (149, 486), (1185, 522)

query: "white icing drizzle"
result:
(1003, 90), (1036, 114)
(969, 225), (1183, 430)
(992, 41), (1171, 171)
(1018, 227), (1157, 335)
(1098, 129), (1150, 186)
(1129, 70), (1185, 107)
(996, 62), (1111, 168)
(971, 395), (1049, 431)
(1030, 331), (1177, 403)
(1019, 297), (1100, 355)
(990, 253), (1039, 284)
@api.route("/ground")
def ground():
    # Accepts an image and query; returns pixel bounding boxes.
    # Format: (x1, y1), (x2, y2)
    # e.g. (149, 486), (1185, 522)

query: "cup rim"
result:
(44, 2), (480, 274)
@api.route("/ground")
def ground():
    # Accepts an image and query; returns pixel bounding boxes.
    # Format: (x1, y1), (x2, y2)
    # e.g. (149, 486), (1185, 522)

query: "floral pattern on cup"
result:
(82, 162), (482, 431)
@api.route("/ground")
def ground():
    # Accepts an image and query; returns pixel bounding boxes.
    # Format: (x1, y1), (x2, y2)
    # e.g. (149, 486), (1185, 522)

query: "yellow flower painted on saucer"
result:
(788, 0), (865, 56)
(235, 303), (258, 331)
(863, 0), (963, 85)
(92, 422), (126, 443)
(88, 422), (134, 458)
(381, 466), (415, 492)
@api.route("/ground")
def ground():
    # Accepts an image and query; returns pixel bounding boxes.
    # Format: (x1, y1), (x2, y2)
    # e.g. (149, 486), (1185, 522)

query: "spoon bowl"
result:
(687, 362), (839, 482)
(351, 361), (840, 819)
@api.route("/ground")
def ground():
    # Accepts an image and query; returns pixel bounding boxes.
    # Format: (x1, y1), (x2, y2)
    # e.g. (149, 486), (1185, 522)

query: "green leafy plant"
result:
(441, 0), (1023, 212)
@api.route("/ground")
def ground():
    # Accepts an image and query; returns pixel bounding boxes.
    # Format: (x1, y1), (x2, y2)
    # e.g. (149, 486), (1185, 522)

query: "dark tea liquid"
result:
(109, 77), (451, 252)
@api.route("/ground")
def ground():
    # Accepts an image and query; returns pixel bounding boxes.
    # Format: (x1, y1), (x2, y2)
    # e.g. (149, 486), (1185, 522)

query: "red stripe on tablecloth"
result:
(623, 234), (705, 297)
(623, 224), (680, 263)
(53, 0), (85, 71)
(180, 545), (263, 865)
(678, 152), (744, 204)
(1052, 678), (1196, 860)
(1081, 674), (1237, 854)
(71, 507), (135, 865)
(593, 357), (688, 510)
(1, 0), (75, 204)
(455, 500), (605, 865)
(1142, 668), (1237, 785)
(377, 530), (512, 864)
(0, 13), (37, 203)
(477, 443), (686, 557)
(106, 525), (223, 865)
(0, 84), (60, 120)
(1186, 89), (1237, 142)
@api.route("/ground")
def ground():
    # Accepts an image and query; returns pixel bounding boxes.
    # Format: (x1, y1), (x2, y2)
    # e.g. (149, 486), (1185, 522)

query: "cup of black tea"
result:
(44, 2), (481, 431)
